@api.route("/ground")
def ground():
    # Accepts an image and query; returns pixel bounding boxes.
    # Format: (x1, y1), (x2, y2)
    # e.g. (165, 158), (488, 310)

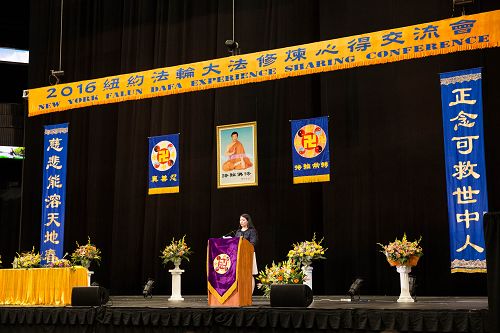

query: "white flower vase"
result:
(302, 263), (313, 291)
(81, 259), (90, 269)
(81, 260), (93, 286)
(169, 259), (184, 301)
(396, 265), (414, 303)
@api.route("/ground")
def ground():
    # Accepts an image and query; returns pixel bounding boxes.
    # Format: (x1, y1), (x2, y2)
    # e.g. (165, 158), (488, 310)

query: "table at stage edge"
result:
(0, 266), (88, 306)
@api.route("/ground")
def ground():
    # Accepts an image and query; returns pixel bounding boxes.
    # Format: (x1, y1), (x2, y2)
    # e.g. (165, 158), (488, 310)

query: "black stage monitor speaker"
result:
(270, 284), (313, 307)
(71, 286), (109, 306)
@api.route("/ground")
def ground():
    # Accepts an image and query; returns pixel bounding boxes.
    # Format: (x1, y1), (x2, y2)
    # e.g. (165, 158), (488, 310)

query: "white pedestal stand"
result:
(396, 266), (414, 303)
(87, 270), (94, 286)
(168, 263), (184, 301)
(82, 262), (93, 286)
(302, 265), (313, 291)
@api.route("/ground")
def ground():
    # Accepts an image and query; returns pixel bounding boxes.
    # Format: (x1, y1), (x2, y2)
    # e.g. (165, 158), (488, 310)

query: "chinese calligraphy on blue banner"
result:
(40, 123), (69, 264)
(148, 134), (180, 194)
(291, 116), (330, 184)
(440, 68), (488, 273)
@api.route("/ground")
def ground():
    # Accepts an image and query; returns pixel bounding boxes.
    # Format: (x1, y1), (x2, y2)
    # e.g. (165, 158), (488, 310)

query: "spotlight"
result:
(49, 69), (65, 85)
(347, 278), (364, 301)
(51, 69), (65, 77)
(143, 278), (155, 298)
(225, 40), (240, 54)
(452, 0), (474, 16)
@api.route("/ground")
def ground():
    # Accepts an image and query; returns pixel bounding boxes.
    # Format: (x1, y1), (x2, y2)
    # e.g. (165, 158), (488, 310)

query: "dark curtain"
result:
(485, 212), (500, 333)
(0, 104), (24, 263)
(16, 0), (500, 296)
(0, 159), (22, 265)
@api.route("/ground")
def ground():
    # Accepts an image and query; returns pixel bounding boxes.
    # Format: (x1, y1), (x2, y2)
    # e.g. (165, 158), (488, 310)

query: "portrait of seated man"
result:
(222, 131), (253, 171)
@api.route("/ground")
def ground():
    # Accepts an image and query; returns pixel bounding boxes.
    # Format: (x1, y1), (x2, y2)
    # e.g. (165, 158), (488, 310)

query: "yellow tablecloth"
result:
(0, 267), (88, 306)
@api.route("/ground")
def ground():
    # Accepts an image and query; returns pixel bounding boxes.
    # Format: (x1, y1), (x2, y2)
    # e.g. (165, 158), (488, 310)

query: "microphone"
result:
(223, 229), (238, 237)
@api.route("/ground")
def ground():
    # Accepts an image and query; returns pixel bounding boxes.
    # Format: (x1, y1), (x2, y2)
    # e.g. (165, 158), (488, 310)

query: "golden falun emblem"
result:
(293, 124), (327, 158)
(151, 140), (177, 172)
(213, 253), (231, 274)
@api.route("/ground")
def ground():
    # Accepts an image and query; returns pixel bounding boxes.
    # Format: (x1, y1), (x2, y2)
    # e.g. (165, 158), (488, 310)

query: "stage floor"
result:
(109, 294), (488, 310)
(0, 295), (489, 333)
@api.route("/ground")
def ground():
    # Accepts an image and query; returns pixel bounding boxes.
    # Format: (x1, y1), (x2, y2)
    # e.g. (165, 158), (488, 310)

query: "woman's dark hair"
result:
(231, 131), (239, 137)
(240, 213), (254, 228)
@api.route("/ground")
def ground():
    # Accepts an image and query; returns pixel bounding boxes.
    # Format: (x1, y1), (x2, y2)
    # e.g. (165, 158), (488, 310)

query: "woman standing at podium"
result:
(234, 213), (258, 247)
(234, 213), (259, 285)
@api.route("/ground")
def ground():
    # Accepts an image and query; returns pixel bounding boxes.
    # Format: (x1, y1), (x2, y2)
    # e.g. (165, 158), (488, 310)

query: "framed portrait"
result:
(216, 121), (258, 188)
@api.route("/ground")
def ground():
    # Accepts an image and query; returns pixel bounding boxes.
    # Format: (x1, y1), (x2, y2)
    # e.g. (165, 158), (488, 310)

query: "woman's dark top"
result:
(234, 228), (258, 247)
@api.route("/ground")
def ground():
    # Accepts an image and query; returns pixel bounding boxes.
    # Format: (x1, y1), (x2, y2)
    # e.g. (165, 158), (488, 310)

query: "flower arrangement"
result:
(71, 237), (101, 268)
(45, 258), (72, 268)
(287, 233), (327, 267)
(160, 235), (192, 267)
(12, 247), (42, 269)
(257, 259), (306, 297)
(378, 233), (423, 267)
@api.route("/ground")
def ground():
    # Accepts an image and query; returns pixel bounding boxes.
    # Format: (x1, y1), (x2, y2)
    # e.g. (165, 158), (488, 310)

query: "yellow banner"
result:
(27, 10), (500, 117)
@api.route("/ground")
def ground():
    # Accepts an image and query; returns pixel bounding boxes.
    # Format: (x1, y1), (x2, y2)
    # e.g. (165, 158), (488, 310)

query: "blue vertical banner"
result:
(440, 68), (488, 273)
(148, 134), (180, 194)
(40, 123), (69, 265)
(291, 116), (330, 184)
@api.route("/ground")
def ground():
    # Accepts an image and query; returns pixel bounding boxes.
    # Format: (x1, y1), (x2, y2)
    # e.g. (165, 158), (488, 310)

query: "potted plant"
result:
(378, 233), (423, 303)
(160, 236), (192, 301)
(12, 247), (42, 269)
(160, 235), (192, 269)
(287, 233), (327, 290)
(71, 237), (101, 269)
(287, 233), (327, 267)
(257, 259), (306, 297)
(45, 258), (72, 268)
(378, 233), (423, 267)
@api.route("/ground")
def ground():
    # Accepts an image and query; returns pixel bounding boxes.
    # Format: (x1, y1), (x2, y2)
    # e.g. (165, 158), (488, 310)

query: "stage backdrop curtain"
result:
(15, 0), (500, 296)
(484, 212), (500, 333)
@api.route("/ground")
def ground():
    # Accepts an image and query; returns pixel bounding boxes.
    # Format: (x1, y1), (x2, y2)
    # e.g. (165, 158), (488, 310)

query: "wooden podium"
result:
(207, 237), (253, 306)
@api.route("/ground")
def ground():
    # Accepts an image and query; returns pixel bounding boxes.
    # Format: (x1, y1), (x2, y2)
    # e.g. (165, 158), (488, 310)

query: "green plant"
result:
(287, 233), (327, 267)
(12, 247), (42, 268)
(71, 237), (101, 268)
(378, 233), (423, 266)
(160, 235), (192, 266)
(257, 259), (306, 297)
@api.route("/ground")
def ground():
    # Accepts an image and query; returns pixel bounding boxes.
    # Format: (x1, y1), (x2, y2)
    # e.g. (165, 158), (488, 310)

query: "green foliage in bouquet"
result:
(45, 258), (73, 268)
(12, 247), (42, 268)
(287, 233), (327, 266)
(71, 237), (102, 267)
(160, 235), (193, 266)
(257, 259), (306, 297)
(378, 233), (423, 266)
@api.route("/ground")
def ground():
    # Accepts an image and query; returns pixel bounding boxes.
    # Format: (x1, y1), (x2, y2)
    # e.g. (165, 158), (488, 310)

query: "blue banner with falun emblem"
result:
(440, 68), (488, 273)
(148, 134), (180, 194)
(40, 123), (69, 265)
(291, 116), (331, 184)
